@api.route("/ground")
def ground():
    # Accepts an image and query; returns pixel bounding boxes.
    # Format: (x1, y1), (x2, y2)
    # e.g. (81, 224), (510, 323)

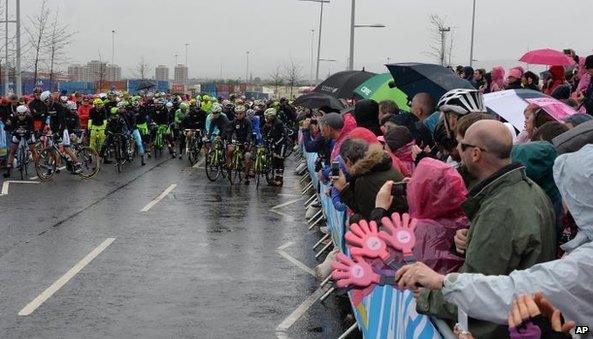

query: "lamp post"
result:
(245, 50), (250, 86)
(469, 0), (476, 67)
(348, 0), (385, 70)
(299, 0), (330, 83)
(111, 29), (116, 65)
(309, 29), (315, 83)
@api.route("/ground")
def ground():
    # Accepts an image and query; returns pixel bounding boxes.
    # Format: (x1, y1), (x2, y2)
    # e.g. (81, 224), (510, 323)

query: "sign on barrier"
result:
(303, 150), (443, 339)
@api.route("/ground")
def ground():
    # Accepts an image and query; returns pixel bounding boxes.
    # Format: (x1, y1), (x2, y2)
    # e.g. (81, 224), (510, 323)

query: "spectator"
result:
(455, 112), (496, 188)
(318, 113), (344, 161)
(515, 104), (556, 144)
(490, 66), (506, 92)
(301, 117), (333, 166)
(564, 113), (592, 128)
(474, 69), (486, 91)
(531, 122), (569, 142)
(392, 92), (435, 148)
(332, 138), (406, 220)
(395, 144), (593, 330)
(77, 97), (92, 130)
(383, 125), (415, 177)
(544, 66), (567, 96)
(353, 99), (382, 136)
(414, 120), (557, 339)
(463, 66), (476, 87)
(506, 67), (524, 90)
(521, 71), (540, 91)
(579, 55), (593, 115)
(378, 100), (399, 122)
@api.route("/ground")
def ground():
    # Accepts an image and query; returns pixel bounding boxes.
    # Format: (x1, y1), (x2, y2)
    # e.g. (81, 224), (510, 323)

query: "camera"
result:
(391, 181), (407, 197)
(314, 157), (323, 172)
(331, 161), (340, 177)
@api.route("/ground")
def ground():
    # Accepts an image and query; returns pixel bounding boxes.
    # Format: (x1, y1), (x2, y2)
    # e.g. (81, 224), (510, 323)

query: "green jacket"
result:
(175, 109), (186, 124)
(340, 144), (407, 219)
(416, 163), (557, 339)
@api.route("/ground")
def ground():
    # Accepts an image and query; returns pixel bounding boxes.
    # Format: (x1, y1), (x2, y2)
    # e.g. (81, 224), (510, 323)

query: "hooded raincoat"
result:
(441, 144), (593, 329)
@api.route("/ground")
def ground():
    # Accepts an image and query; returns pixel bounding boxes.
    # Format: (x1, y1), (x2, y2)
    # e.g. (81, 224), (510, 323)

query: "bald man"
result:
(414, 120), (557, 339)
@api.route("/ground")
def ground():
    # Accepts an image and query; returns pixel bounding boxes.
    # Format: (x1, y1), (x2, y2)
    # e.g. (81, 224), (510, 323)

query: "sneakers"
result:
(315, 248), (338, 280)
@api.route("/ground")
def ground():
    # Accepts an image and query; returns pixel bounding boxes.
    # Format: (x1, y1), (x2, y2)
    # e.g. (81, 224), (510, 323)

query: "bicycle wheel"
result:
(205, 148), (221, 181)
(114, 138), (123, 173)
(265, 154), (275, 185)
(76, 146), (100, 179)
(35, 148), (56, 182)
(17, 145), (26, 180)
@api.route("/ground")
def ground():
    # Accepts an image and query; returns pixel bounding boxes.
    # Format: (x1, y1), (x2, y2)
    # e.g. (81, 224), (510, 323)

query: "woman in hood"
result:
(544, 65), (567, 96)
(490, 66), (506, 92)
(383, 125), (416, 177)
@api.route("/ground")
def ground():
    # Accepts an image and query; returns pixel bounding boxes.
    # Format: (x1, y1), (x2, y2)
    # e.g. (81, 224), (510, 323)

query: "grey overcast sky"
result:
(16, 0), (593, 80)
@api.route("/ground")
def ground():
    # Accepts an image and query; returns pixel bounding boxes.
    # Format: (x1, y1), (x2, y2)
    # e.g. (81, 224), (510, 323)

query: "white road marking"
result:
(0, 180), (40, 196)
(271, 198), (302, 210)
(140, 184), (177, 212)
(269, 209), (295, 222)
(277, 241), (294, 251)
(192, 158), (205, 169)
(275, 286), (329, 336)
(276, 249), (315, 277)
(18, 238), (116, 316)
(29, 165), (65, 180)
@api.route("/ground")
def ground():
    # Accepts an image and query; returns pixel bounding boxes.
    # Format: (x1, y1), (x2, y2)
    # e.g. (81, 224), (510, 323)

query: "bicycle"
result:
(109, 132), (134, 173)
(13, 129), (32, 180)
(150, 123), (169, 158)
(204, 137), (225, 182)
(227, 141), (245, 185)
(252, 145), (274, 188)
(35, 130), (100, 182)
(185, 129), (203, 166)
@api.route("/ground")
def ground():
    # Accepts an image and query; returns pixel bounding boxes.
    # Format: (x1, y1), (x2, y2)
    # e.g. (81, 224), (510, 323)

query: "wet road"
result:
(0, 155), (351, 338)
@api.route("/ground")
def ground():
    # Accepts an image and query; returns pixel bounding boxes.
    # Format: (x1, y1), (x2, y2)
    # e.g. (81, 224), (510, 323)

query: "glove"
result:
(345, 219), (390, 261)
(331, 253), (379, 288)
(378, 212), (417, 257)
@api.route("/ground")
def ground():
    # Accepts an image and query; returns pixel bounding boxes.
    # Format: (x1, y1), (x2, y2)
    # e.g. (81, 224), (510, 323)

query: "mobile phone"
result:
(457, 308), (469, 333)
(391, 181), (407, 197)
(331, 161), (340, 177)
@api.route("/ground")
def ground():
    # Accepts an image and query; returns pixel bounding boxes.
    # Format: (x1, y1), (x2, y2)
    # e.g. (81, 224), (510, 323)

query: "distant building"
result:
(84, 60), (107, 82)
(155, 65), (169, 82)
(105, 64), (121, 81)
(67, 64), (85, 81)
(174, 64), (188, 85)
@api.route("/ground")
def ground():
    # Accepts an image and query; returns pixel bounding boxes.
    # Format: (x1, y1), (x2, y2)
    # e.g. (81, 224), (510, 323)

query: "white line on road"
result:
(275, 286), (329, 336)
(276, 249), (316, 277)
(29, 165), (65, 181)
(18, 237), (116, 316)
(271, 198), (302, 210)
(269, 209), (296, 222)
(0, 180), (40, 196)
(141, 184), (177, 212)
(192, 158), (205, 169)
(277, 241), (294, 251)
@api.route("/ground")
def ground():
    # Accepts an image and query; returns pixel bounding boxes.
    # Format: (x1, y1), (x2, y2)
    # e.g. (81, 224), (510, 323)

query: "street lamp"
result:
(299, 0), (330, 83)
(111, 29), (116, 65)
(469, 0), (476, 67)
(309, 29), (315, 84)
(245, 50), (250, 86)
(348, 0), (385, 71)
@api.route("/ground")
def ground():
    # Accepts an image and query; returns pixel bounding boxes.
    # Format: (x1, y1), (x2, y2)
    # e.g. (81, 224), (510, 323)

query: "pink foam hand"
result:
(378, 212), (417, 256)
(330, 254), (380, 288)
(344, 220), (390, 260)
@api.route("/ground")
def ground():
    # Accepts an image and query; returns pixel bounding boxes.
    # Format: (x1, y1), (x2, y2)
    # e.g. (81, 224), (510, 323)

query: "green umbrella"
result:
(354, 73), (410, 110)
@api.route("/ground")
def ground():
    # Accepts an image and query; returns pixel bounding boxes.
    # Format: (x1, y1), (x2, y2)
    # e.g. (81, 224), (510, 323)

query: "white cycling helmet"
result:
(437, 88), (486, 115)
(40, 90), (51, 101)
(16, 105), (28, 114)
(211, 103), (223, 113)
(165, 102), (173, 109)
(66, 101), (77, 111)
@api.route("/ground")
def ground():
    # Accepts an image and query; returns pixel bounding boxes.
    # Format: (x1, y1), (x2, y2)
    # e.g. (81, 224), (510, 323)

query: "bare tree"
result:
(24, 0), (50, 86)
(96, 51), (107, 93)
(425, 14), (453, 66)
(133, 57), (151, 79)
(283, 59), (302, 98)
(45, 8), (75, 89)
(269, 65), (284, 95)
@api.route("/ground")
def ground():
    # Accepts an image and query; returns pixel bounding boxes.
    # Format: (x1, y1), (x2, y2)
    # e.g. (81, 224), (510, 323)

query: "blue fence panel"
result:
(58, 81), (95, 94)
(303, 149), (443, 339)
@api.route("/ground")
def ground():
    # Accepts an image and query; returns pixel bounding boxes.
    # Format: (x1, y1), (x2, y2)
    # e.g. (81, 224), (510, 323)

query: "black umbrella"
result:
(293, 92), (345, 111)
(313, 70), (376, 99)
(136, 80), (156, 91)
(386, 63), (474, 101)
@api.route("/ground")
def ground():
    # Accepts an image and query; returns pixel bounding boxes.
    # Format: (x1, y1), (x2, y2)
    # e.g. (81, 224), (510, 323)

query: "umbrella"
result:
(353, 73), (410, 110)
(484, 89), (577, 131)
(293, 92), (345, 111)
(313, 70), (376, 99)
(386, 63), (474, 102)
(136, 80), (156, 91)
(519, 48), (575, 66)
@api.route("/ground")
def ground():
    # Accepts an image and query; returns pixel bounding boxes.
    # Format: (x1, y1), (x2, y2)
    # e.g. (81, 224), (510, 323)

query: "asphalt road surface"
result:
(0, 155), (354, 338)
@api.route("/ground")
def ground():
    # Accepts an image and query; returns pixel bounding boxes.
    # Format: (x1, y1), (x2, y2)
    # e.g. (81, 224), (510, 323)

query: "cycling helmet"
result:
(264, 108), (277, 117)
(117, 101), (128, 108)
(165, 102), (173, 109)
(179, 102), (189, 111)
(40, 90), (51, 101)
(66, 101), (77, 111)
(437, 88), (486, 115)
(110, 107), (119, 115)
(211, 103), (223, 113)
(235, 105), (246, 113)
(93, 98), (104, 106)
(246, 109), (255, 119)
(60, 95), (68, 103)
(202, 95), (210, 102)
(16, 105), (28, 115)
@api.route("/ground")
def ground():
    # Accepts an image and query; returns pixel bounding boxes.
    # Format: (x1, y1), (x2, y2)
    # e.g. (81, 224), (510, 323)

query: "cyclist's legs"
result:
(5, 136), (18, 167)
(99, 132), (114, 158)
(61, 130), (79, 163)
(178, 131), (186, 155)
(90, 127), (105, 151)
(226, 144), (235, 167)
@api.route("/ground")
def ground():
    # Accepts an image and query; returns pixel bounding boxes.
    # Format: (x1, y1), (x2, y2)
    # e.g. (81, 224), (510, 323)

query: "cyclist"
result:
(60, 101), (83, 174)
(246, 109), (263, 145)
(121, 102), (146, 166)
(181, 101), (206, 159)
(99, 107), (130, 164)
(174, 102), (189, 159)
(28, 88), (48, 133)
(88, 98), (107, 151)
(3, 105), (38, 178)
(150, 99), (176, 157)
(262, 108), (288, 187)
(205, 103), (230, 141)
(104, 91), (118, 113)
(224, 105), (254, 185)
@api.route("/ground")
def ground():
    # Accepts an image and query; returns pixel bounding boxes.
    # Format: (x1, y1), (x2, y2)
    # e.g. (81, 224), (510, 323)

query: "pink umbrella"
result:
(525, 97), (577, 121)
(519, 48), (575, 66)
